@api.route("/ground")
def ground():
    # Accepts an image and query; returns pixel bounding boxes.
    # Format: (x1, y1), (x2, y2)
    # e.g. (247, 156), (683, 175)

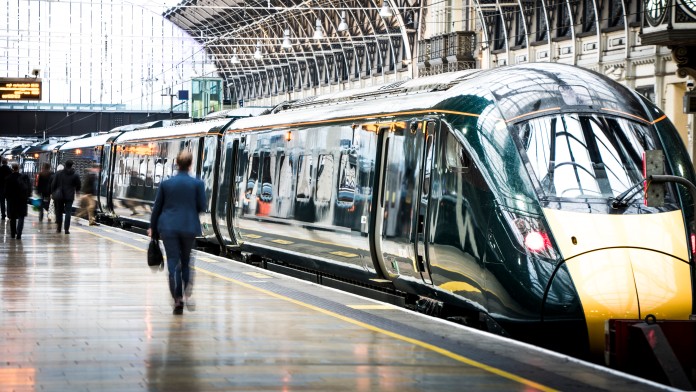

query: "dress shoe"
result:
(16, 236), (21, 240)
(173, 299), (184, 315)
(64, 230), (70, 235)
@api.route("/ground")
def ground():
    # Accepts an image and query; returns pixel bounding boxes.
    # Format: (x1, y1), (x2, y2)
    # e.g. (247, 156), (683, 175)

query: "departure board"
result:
(0, 78), (42, 101)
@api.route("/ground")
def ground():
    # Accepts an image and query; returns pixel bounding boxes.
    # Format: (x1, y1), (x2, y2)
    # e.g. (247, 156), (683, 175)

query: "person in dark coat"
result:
(5, 163), (31, 239)
(50, 160), (81, 234)
(147, 150), (206, 314)
(36, 163), (54, 222)
(0, 158), (12, 220)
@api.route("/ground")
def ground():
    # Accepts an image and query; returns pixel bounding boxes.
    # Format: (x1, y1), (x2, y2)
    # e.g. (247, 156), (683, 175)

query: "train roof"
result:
(204, 107), (271, 120)
(225, 70), (480, 130)
(23, 138), (70, 154)
(59, 132), (120, 150)
(225, 63), (653, 132)
(110, 120), (163, 132)
(115, 118), (231, 143)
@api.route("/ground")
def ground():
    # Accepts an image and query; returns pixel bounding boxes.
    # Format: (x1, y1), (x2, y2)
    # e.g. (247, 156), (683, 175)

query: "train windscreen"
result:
(515, 114), (668, 203)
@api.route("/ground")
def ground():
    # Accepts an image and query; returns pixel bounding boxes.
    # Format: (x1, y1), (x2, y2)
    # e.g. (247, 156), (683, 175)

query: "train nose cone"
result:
(565, 249), (692, 355)
(543, 208), (693, 356)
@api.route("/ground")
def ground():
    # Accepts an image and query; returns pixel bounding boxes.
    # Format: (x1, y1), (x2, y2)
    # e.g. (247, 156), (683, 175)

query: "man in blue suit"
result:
(148, 150), (206, 315)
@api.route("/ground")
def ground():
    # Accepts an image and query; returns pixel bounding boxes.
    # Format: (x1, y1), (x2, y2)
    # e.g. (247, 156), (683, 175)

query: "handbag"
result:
(147, 238), (164, 268)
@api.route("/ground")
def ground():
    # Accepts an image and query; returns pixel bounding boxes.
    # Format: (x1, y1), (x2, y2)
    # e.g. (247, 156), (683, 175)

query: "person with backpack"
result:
(51, 160), (81, 234)
(5, 163), (32, 239)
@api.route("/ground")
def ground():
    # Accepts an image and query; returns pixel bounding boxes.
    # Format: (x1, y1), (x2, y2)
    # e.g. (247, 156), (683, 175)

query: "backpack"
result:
(18, 174), (31, 198)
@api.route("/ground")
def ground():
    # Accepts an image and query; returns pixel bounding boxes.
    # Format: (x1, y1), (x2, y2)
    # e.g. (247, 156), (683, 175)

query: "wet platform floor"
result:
(0, 213), (678, 391)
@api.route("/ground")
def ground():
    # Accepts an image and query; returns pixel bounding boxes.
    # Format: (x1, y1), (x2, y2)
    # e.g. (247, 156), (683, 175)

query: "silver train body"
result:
(30, 63), (696, 359)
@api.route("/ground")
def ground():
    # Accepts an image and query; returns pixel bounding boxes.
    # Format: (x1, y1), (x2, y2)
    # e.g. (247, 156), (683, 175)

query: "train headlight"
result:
(504, 211), (559, 261)
(524, 231), (550, 252)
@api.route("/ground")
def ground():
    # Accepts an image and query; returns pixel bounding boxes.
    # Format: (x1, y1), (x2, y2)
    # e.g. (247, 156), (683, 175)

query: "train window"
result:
(337, 152), (357, 206)
(163, 158), (172, 180)
(315, 154), (334, 203)
(144, 157), (153, 188)
(445, 132), (472, 171)
(153, 158), (164, 188)
(277, 155), (293, 199)
(296, 155), (313, 201)
(516, 114), (652, 200)
(116, 158), (124, 186)
(245, 154), (260, 199)
(422, 133), (434, 197)
(260, 154), (273, 202)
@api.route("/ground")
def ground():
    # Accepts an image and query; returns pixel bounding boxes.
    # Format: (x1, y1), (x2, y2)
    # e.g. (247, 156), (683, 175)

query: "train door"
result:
(416, 121), (436, 284)
(197, 135), (217, 242)
(370, 120), (427, 281)
(213, 135), (242, 249)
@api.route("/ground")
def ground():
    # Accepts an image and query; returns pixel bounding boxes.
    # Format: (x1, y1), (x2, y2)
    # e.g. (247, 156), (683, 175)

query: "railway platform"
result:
(0, 213), (681, 391)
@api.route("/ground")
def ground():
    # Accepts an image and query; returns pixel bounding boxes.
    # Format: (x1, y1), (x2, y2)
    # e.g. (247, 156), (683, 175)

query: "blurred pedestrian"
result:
(76, 164), (98, 225)
(0, 158), (11, 220)
(36, 163), (54, 223)
(50, 160), (81, 234)
(147, 150), (205, 315)
(4, 163), (31, 239)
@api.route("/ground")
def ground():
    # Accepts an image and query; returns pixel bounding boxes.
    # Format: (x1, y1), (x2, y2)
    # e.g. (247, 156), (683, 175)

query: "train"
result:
(12, 63), (696, 361)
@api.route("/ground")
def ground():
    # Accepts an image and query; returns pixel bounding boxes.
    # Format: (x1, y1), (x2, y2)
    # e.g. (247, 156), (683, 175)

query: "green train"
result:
(39, 63), (696, 360)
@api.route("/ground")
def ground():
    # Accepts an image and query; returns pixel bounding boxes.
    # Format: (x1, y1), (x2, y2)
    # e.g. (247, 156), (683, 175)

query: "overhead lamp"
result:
(379, 1), (393, 17)
(254, 41), (263, 60)
(313, 19), (323, 39)
(231, 48), (240, 64)
(337, 11), (348, 32)
(282, 29), (292, 49)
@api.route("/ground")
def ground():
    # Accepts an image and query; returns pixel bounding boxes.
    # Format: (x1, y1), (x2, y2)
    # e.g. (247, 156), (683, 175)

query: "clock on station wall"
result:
(681, 0), (696, 19)
(645, 0), (669, 26)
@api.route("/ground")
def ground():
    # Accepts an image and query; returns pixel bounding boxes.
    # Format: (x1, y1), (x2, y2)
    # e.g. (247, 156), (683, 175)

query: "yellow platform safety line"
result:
(330, 251), (359, 258)
(244, 272), (272, 279)
(243, 234), (262, 239)
(347, 304), (397, 310)
(81, 227), (557, 392)
(271, 239), (294, 245)
(197, 257), (219, 263)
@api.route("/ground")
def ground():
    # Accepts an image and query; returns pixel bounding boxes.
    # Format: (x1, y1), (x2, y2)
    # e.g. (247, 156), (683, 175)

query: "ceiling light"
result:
(313, 19), (323, 39)
(231, 48), (240, 64)
(338, 11), (348, 32)
(254, 41), (263, 60)
(379, 1), (393, 17)
(282, 29), (292, 49)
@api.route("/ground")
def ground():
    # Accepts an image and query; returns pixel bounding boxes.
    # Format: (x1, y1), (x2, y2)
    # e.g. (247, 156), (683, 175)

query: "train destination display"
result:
(0, 78), (42, 101)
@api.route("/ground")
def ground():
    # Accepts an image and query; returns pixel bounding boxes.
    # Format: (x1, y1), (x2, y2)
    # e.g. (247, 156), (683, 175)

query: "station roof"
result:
(163, 0), (420, 83)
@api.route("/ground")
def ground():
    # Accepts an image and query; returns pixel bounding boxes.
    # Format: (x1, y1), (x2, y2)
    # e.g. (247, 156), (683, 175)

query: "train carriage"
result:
(107, 118), (232, 237)
(212, 63), (696, 359)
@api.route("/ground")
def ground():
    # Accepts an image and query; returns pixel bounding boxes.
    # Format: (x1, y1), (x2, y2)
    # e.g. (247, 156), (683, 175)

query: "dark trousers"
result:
(9, 216), (24, 238)
(161, 233), (195, 300)
(54, 199), (73, 231)
(38, 195), (50, 221)
(0, 190), (5, 218)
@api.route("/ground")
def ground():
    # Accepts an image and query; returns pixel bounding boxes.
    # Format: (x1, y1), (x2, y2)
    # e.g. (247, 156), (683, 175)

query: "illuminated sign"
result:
(0, 78), (42, 101)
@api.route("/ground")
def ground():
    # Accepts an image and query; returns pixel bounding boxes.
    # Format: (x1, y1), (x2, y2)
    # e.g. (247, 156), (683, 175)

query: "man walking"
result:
(0, 158), (12, 220)
(51, 160), (81, 234)
(4, 163), (31, 239)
